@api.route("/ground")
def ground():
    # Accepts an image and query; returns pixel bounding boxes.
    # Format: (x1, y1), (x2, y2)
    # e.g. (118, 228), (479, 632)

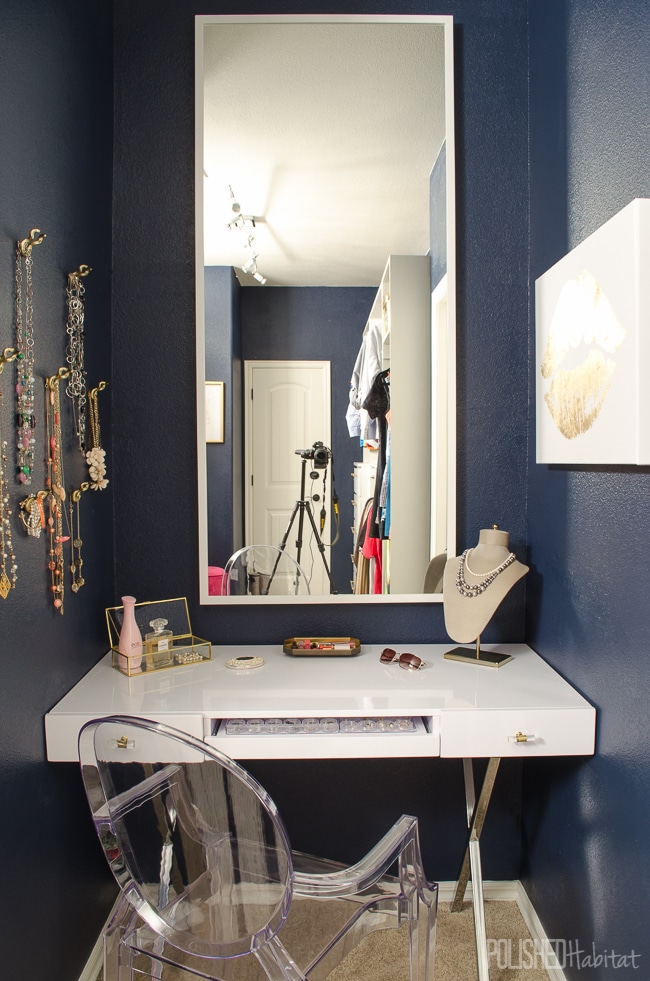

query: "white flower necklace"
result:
(86, 382), (108, 490)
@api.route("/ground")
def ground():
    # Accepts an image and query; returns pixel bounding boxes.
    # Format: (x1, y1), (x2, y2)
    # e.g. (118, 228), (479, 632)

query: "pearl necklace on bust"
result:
(455, 548), (516, 598)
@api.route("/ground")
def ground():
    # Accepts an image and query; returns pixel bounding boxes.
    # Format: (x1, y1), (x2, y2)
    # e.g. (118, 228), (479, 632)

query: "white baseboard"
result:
(78, 896), (121, 981)
(438, 879), (567, 981)
(77, 932), (103, 981)
(80, 882), (566, 981)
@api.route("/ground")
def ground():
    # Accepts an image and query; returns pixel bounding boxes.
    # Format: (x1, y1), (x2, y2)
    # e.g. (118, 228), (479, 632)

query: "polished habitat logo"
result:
(488, 938), (641, 971)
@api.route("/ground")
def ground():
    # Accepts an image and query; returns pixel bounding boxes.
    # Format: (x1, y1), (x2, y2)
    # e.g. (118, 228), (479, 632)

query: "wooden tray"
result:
(284, 637), (360, 656)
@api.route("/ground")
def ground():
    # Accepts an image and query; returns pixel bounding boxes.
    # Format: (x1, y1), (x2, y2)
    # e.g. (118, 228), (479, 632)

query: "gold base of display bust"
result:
(443, 638), (513, 668)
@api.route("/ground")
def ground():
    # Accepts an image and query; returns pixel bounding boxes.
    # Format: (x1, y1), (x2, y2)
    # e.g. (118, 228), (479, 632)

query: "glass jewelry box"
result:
(106, 597), (212, 676)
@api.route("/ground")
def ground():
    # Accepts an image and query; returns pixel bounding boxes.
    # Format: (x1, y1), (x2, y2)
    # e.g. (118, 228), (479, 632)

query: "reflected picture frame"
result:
(205, 381), (224, 443)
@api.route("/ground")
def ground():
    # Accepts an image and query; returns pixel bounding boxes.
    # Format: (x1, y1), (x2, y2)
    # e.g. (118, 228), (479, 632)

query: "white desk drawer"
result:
(440, 707), (595, 758)
(45, 713), (204, 762)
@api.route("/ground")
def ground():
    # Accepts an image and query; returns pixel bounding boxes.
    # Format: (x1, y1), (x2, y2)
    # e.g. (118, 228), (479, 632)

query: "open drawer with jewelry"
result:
(106, 597), (211, 676)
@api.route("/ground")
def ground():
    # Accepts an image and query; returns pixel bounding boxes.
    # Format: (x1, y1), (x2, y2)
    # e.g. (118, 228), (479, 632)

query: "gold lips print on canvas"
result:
(540, 269), (626, 440)
(536, 198), (650, 465)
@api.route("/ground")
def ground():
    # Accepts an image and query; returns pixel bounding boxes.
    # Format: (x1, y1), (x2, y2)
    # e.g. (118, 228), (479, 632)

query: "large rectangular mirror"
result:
(196, 14), (456, 604)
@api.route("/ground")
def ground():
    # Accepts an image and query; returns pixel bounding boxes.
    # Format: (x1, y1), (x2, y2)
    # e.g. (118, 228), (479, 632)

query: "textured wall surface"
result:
(525, 0), (650, 973)
(0, 2), (117, 977)
(205, 265), (239, 562)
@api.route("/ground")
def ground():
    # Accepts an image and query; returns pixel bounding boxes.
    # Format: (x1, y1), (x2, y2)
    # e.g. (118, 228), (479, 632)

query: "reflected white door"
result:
(245, 360), (332, 594)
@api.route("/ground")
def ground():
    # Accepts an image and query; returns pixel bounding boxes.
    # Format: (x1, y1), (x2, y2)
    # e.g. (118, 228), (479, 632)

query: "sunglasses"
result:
(380, 648), (426, 671)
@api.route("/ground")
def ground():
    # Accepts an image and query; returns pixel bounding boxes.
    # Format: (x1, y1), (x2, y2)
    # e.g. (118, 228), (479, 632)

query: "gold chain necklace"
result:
(46, 368), (70, 613)
(0, 348), (19, 598)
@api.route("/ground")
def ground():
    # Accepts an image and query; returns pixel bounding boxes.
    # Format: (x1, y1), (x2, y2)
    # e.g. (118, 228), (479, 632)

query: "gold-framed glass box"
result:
(106, 597), (211, 676)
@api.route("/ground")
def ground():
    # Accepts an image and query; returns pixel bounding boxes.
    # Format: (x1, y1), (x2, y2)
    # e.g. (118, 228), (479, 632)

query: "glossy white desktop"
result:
(45, 643), (595, 981)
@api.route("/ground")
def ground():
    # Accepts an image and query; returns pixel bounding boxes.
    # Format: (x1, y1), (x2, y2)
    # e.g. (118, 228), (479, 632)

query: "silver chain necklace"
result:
(66, 270), (88, 453)
(15, 229), (45, 485)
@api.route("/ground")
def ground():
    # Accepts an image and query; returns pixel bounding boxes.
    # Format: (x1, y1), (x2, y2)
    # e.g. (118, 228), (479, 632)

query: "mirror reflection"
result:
(196, 14), (456, 603)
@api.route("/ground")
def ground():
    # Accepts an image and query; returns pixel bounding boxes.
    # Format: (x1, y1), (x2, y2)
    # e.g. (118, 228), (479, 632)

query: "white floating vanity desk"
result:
(46, 642), (595, 981)
(45, 642), (594, 761)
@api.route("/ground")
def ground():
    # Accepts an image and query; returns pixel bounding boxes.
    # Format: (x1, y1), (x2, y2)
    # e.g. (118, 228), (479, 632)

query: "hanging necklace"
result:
(0, 348), (19, 598)
(455, 548), (516, 598)
(69, 486), (87, 593)
(15, 229), (45, 485)
(65, 265), (91, 454)
(45, 368), (70, 613)
(67, 380), (107, 593)
(86, 381), (108, 490)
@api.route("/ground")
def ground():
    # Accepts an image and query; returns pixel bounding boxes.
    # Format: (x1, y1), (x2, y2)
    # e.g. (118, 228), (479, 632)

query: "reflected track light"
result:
(226, 185), (267, 285)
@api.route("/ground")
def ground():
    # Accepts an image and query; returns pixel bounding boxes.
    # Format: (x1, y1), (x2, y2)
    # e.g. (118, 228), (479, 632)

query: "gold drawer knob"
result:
(514, 731), (534, 743)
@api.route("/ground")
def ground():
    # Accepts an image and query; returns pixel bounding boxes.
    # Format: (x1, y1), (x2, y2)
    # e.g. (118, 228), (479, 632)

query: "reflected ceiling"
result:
(202, 21), (446, 286)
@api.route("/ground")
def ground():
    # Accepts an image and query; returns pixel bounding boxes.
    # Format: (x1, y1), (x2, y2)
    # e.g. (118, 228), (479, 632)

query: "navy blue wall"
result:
(0, 2), (116, 978)
(524, 0), (650, 973)
(205, 265), (242, 563)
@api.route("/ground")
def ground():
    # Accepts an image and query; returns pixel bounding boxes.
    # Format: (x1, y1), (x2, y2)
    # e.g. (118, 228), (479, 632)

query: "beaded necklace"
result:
(455, 548), (516, 598)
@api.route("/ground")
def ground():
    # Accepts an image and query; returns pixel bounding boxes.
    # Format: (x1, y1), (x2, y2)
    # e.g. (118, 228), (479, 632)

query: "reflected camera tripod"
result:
(266, 453), (337, 594)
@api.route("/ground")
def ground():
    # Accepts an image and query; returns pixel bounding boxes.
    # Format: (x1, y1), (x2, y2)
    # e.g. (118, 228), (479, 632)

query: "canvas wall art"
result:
(535, 198), (650, 464)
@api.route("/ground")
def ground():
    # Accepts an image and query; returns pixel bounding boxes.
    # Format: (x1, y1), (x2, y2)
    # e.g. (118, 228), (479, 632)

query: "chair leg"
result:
(407, 886), (438, 981)
(103, 896), (137, 981)
(408, 901), (420, 981)
(399, 838), (438, 981)
(422, 889), (438, 981)
(254, 935), (309, 981)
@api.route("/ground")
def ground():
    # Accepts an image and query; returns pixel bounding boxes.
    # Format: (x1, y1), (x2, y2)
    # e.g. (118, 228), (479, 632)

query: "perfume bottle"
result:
(145, 618), (173, 668)
(118, 595), (143, 674)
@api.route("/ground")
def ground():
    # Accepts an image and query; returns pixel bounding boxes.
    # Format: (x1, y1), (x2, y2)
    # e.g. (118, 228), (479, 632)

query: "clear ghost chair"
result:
(221, 544), (311, 596)
(79, 716), (437, 981)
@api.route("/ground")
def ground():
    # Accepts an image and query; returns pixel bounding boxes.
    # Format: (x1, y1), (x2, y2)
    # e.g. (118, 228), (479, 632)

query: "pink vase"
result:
(118, 595), (143, 674)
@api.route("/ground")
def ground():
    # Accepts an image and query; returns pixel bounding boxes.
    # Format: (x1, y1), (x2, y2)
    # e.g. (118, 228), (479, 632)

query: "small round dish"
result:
(226, 655), (265, 670)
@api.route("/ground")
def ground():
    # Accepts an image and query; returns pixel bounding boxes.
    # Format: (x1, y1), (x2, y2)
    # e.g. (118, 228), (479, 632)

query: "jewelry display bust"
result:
(443, 527), (529, 644)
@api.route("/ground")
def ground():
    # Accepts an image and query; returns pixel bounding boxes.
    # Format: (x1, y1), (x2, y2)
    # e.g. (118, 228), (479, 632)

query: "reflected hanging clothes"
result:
(362, 369), (390, 540)
(346, 321), (382, 441)
(361, 506), (383, 594)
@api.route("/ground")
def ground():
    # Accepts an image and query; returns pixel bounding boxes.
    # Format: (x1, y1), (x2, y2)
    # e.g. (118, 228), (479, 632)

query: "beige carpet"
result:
(95, 900), (551, 980)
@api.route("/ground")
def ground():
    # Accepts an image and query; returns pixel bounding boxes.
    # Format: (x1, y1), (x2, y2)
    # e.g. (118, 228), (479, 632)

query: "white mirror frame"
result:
(195, 13), (456, 605)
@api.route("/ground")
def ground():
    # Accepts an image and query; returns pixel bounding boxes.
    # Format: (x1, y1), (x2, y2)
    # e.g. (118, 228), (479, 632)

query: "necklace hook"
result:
(68, 264), (92, 281)
(18, 228), (46, 256)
